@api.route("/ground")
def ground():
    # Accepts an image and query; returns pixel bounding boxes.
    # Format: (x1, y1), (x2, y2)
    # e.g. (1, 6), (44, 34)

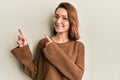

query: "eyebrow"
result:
(55, 13), (68, 17)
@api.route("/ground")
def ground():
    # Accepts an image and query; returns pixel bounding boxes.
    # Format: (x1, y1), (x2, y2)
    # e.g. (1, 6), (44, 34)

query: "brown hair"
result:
(53, 2), (80, 40)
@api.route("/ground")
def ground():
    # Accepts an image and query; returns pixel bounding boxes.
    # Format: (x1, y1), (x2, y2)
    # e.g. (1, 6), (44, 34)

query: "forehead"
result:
(55, 8), (68, 15)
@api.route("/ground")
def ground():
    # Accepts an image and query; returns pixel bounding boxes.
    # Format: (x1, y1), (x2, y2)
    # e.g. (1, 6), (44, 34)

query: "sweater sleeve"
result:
(43, 42), (85, 80)
(11, 45), (37, 77)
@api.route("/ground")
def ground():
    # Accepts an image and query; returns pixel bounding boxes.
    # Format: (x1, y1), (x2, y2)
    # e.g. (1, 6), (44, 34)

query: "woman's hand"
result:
(17, 29), (28, 47)
(44, 35), (53, 47)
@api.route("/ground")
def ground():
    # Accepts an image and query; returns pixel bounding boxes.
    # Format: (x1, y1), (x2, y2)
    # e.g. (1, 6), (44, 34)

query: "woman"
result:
(11, 2), (85, 80)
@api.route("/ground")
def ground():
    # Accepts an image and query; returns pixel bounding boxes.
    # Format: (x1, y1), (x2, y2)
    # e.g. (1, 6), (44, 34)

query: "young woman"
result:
(11, 2), (85, 80)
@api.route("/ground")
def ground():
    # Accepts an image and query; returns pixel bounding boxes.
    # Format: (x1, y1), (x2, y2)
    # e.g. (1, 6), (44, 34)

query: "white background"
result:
(0, 0), (120, 80)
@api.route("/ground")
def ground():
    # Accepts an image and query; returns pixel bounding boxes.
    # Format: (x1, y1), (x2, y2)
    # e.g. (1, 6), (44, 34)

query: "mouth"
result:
(55, 24), (63, 28)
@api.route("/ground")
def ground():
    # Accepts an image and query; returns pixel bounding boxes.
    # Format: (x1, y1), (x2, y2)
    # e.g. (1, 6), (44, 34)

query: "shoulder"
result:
(37, 38), (48, 47)
(39, 38), (48, 43)
(74, 40), (85, 48)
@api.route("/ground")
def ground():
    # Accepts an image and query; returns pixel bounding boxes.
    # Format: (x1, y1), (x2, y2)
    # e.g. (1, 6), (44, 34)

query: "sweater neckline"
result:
(50, 37), (72, 45)
(55, 40), (71, 45)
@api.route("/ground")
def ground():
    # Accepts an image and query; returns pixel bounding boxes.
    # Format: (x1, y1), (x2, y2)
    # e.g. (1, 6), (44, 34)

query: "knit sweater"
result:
(11, 38), (85, 80)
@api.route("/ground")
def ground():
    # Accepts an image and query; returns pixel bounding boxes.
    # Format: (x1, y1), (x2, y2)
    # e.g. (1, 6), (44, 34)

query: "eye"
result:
(63, 17), (68, 20)
(54, 15), (59, 19)
(62, 15), (68, 21)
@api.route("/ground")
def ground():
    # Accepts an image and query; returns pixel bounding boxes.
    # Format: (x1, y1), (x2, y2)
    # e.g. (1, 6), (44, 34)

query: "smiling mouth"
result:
(55, 24), (63, 27)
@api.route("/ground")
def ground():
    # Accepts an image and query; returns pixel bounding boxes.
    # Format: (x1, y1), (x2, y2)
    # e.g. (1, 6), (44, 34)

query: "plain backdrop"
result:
(0, 0), (120, 80)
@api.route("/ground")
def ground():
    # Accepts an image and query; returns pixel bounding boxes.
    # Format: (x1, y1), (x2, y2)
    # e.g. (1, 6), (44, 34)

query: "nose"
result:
(56, 18), (62, 23)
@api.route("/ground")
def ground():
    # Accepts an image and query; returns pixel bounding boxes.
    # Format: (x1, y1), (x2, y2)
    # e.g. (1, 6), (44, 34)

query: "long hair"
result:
(53, 2), (80, 40)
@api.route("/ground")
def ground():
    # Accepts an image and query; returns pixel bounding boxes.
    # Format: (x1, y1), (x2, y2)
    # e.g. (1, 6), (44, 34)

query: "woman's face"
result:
(53, 8), (70, 34)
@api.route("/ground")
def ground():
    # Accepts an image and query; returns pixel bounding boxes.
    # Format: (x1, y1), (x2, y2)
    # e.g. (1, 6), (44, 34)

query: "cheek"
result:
(53, 20), (57, 27)
(65, 23), (70, 29)
(52, 19), (55, 25)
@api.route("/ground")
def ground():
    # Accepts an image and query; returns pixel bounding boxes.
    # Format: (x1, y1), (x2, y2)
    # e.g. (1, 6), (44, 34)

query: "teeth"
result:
(56, 26), (61, 27)
(56, 25), (62, 27)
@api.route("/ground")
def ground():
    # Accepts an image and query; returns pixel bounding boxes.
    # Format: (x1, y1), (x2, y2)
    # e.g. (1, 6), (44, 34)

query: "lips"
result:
(55, 24), (63, 27)
(56, 25), (63, 27)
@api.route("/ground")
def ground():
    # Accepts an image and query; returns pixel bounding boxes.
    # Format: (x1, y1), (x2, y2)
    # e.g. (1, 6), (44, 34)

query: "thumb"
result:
(44, 35), (52, 42)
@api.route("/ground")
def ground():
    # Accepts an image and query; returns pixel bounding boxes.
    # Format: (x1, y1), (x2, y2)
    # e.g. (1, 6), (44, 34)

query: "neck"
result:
(53, 32), (69, 43)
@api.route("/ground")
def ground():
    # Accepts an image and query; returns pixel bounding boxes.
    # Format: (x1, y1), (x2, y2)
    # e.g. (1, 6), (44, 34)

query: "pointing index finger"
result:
(44, 34), (52, 42)
(18, 29), (24, 36)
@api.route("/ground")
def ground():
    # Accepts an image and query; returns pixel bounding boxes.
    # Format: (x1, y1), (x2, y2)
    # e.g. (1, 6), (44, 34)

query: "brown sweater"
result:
(11, 38), (85, 80)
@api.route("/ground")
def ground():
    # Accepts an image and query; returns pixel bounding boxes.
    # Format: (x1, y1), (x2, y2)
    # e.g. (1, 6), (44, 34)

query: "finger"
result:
(18, 29), (24, 36)
(18, 29), (26, 39)
(18, 35), (24, 41)
(17, 40), (23, 47)
(17, 37), (27, 46)
(44, 34), (52, 42)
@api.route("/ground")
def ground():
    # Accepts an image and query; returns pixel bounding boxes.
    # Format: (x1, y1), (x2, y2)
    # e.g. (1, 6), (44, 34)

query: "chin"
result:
(55, 30), (63, 33)
(55, 29), (62, 32)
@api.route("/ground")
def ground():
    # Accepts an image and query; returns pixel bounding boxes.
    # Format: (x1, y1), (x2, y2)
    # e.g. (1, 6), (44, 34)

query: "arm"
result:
(11, 45), (37, 77)
(11, 29), (37, 77)
(43, 42), (85, 80)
